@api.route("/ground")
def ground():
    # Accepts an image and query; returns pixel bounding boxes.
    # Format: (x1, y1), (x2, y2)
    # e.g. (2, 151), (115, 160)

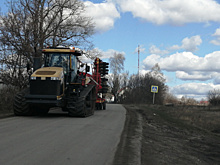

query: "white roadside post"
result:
(151, 85), (158, 104)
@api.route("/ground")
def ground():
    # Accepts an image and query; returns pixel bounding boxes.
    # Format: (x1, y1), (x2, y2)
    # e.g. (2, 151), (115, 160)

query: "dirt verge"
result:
(113, 105), (142, 165)
(113, 104), (220, 165)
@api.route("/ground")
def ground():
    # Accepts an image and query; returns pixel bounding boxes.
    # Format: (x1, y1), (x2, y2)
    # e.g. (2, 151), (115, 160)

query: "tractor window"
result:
(71, 55), (77, 82)
(44, 53), (70, 74)
(71, 55), (77, 71)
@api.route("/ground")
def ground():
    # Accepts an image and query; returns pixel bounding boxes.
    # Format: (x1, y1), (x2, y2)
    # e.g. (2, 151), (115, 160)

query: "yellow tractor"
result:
(13, 46), (108, 117)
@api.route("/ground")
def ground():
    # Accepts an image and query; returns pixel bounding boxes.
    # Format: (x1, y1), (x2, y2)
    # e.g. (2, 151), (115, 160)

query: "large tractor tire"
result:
(13, 88), (35, 116)
(68, 87), (96, 117)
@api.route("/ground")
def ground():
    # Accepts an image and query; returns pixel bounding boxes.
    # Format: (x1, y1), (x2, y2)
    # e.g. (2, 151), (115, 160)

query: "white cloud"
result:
(144, 51), (220, 72)
(171, 83), (214, 95)
(101, 49), (125, 59)
(143, 51), (220, 82)
(210, 40), (220, 46)
(115, 0), (220, 25)
(169, 35), (202, 52)
(212, 28), (220, 36)
(83, 1), (220, 33)
(170, 82), (220, 100)
(210, 72), (220, 84)
(176, 71), (212, 81)
(143, 52), (201, 71)
(210, 27), (220, 45)
(149, 45), (169, 55)
(149, 35), (202, 55)
(181, 35), (202, 52)
(84, 1), (120, 32)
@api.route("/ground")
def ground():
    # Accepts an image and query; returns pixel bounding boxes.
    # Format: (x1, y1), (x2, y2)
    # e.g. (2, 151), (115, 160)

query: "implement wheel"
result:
(103, 102), (106, 110)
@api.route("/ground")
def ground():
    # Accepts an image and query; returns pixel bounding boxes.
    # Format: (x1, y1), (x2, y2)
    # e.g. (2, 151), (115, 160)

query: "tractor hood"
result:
(31, 67), (64, 81)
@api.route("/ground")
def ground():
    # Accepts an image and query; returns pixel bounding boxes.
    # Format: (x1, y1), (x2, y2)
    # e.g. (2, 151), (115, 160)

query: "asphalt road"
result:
(0, 104), (126, 165)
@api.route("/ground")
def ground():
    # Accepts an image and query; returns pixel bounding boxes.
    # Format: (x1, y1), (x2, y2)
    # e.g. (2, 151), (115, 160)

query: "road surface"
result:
(0, 104), (126, 165)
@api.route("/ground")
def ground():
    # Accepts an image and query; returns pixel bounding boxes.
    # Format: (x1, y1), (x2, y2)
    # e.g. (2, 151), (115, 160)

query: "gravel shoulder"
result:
(113, 104), (220, 165)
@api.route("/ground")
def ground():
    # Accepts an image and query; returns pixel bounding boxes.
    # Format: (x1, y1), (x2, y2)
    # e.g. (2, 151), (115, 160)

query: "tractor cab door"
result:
(70, 55), (77, 82)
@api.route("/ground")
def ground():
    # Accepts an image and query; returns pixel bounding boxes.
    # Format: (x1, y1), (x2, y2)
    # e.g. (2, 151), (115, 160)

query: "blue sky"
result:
(2, 0), (220, 100)
(84, 0), (220, 100)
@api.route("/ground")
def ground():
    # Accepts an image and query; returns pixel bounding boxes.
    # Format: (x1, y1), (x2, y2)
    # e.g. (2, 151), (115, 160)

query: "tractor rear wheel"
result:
(13, 88), (35, 116)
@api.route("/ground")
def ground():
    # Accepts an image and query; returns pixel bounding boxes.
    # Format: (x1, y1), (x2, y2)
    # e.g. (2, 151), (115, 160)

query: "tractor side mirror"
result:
(86, 65), (90, 72)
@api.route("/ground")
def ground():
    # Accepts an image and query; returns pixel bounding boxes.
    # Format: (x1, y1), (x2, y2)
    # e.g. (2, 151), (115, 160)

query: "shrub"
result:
(207, 89), (220, 106)
(0, 86), (19, 113)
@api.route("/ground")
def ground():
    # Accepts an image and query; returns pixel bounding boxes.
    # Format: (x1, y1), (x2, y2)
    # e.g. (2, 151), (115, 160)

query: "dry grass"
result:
(160, 105), (220, 134)
(127, 104), (220, 165)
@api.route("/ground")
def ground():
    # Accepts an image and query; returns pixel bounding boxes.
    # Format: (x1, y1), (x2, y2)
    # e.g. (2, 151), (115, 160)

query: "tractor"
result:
(13, 46), (109, 117)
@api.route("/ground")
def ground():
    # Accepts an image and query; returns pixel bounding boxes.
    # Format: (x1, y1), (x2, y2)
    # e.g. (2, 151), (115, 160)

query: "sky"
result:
(1, 0), (220, 100)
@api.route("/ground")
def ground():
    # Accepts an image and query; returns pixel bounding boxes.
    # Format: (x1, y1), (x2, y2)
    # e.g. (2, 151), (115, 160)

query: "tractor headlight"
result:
(31, 76), (37, 80)
(51, 77), (59, 80)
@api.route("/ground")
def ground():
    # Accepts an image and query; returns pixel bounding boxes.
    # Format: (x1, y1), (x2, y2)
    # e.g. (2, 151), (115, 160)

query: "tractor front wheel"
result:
(13, 88), (35, 116)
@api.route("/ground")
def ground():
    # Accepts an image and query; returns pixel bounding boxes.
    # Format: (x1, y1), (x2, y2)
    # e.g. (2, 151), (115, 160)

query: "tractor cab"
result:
(42, 47), (81, 83)
(29, 47), (82, 97)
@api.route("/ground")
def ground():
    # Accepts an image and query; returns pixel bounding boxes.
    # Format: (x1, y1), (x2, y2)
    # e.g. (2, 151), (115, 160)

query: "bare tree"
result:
(208, 89), (220, 106)
(83, 48), (103, 61)
(164, 92), (178, 105)
(108, 52), (125, 103)
(150, 63), (166, 83)
(0, 49), (30, 89)
(0, 0), (94, 87)
(109, 52), (125, 75)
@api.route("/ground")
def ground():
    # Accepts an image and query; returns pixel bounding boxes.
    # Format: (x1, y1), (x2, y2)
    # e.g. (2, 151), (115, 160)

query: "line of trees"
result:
(108, 54), (167, 104)
(0, 0), (94, 88)
(0, 0), (95, 112)
(122, 64), (167, 105)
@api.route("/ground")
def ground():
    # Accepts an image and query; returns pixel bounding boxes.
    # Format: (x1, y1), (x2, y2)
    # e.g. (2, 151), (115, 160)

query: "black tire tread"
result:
(13, 88), (35, 116)
(67, 87), (96, 117)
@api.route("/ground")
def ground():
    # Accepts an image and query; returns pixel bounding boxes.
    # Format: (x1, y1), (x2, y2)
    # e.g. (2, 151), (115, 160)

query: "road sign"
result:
(151, 85), (158, 93)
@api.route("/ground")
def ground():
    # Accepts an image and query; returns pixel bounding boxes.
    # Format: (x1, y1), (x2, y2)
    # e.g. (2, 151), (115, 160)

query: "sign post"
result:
(151, 85), (158, 104)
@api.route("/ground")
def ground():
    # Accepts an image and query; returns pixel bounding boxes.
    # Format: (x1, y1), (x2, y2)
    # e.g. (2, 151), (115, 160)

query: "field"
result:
(113, 104), (220, 165)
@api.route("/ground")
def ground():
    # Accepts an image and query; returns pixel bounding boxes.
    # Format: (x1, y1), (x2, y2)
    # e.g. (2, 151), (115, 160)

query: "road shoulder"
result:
(113, 104), (220, 165)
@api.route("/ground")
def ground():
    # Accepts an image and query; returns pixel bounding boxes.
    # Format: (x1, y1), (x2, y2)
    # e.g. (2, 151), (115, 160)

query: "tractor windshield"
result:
(44, 53), (70, 74)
